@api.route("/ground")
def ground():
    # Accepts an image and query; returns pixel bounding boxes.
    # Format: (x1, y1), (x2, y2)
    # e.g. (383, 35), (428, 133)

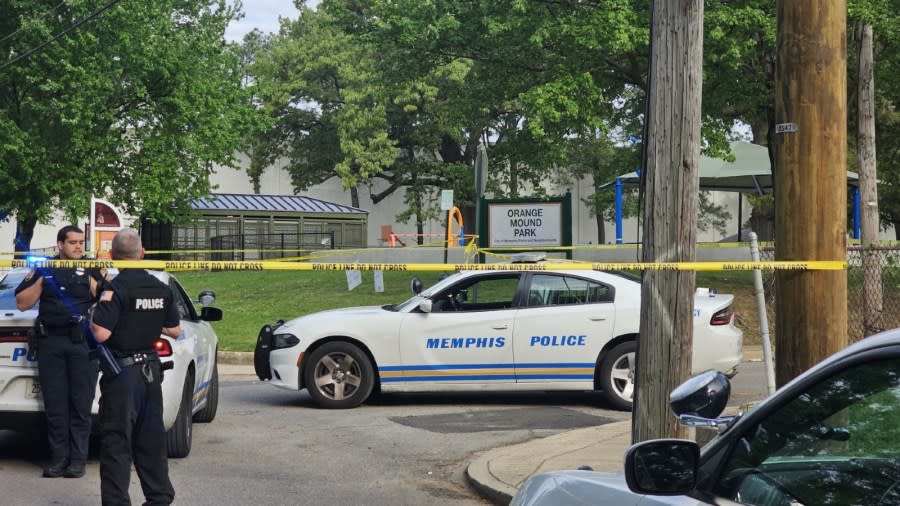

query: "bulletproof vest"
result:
(38, 267), (96, 328)
(107, 270), (172, 352)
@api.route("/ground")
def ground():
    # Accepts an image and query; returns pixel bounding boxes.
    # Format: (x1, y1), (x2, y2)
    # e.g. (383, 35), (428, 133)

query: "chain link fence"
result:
(760, 246), (900, 342)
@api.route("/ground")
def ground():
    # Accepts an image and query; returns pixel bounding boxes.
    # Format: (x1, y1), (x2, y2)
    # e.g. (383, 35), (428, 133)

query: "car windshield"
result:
(0, 269), (29, 311)
(389, 272), (467, 312)
(715, 357), (900, 506)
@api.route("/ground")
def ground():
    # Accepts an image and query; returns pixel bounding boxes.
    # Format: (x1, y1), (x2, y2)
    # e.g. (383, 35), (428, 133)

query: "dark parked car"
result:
(513, 327), (900, 505)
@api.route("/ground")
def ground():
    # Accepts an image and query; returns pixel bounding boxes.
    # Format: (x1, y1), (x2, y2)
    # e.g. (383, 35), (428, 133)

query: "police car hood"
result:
(284, 305), (386, 327)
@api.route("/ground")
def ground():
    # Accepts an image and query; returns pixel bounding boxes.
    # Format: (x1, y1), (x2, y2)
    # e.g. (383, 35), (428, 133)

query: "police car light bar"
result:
(510, 252), (547, 263)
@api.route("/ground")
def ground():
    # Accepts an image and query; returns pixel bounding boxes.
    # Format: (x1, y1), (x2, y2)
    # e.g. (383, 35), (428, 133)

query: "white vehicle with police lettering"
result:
(0, 267), (221, 458)
(254, 267), (742, 410)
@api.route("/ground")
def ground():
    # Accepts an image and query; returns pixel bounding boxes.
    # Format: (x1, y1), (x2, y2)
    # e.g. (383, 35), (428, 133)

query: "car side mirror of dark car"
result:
(670, 369), (730, 419)
(624, 439), (699, 496)
(200, 306), (222, 322)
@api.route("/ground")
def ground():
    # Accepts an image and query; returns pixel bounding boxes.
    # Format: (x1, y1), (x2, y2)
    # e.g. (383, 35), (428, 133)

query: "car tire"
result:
(599, 341), (636, 411)
(303, 341), (374, 409)
(167, 371), (194, 458)
(193, 361), (218, 423)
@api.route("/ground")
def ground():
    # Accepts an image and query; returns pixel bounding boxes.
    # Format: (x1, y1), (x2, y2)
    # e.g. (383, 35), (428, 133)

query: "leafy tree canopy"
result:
(0, 0), (259, 250)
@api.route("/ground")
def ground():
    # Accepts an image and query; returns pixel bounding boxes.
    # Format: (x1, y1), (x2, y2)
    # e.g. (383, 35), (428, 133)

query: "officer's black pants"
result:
(99, 361), (174, 506)
(37, 334), (97, 465)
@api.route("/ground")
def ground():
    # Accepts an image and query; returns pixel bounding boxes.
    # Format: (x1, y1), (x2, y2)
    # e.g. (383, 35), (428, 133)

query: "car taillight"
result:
(154, 338), (173, 357)
(0, 327), (29, 343)
(710, 307), (733, 326)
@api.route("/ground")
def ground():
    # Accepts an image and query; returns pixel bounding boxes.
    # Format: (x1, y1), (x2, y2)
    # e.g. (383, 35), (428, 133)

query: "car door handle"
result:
(589, 317), (607, 321)
(492, 324), (509, 330)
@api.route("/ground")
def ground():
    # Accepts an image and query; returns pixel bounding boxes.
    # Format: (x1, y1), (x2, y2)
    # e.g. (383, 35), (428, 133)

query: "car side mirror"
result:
(197, 289), (216, 306)
(625, 439), (699, 496)
(410, 277), (423, 295)
(418, 299), (433, 313)
(200, 306), (222, 322)
(670, 369), (730, 419)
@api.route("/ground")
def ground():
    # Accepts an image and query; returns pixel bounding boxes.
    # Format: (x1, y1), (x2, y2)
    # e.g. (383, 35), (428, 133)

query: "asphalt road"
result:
(0, 361), (766, 505)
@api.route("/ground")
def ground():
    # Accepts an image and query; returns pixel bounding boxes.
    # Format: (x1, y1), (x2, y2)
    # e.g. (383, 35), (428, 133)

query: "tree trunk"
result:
(14, 214), (38, 258)
(857, 21), (883, 336)
(774, 0), (848, 385)
(594, 175), (606, 244)
(596, 215), (605, 245)
(748, 197), (775, 240)
(633, 0), (703, 444)
(413, 184), (424, 246)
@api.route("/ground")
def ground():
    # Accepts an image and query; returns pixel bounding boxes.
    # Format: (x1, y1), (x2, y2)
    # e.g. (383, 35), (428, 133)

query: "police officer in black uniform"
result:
(15, 225), (108, 479)
(90, 228), (180, 506)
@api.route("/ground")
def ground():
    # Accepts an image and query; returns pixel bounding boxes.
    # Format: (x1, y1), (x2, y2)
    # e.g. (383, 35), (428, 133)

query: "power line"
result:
(0, 1), (69, 46)
(0, 0), (121, 72)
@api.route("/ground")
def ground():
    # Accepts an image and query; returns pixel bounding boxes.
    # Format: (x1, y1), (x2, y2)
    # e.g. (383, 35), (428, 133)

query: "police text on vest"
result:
(135, 298), (164, 310)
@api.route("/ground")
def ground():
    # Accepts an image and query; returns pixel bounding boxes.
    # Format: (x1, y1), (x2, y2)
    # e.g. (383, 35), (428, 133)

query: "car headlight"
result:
(272, 333), (300, 349)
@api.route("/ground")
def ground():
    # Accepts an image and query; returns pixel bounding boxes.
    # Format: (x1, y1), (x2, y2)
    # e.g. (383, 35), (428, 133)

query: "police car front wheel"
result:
(303, 342), (374, 409)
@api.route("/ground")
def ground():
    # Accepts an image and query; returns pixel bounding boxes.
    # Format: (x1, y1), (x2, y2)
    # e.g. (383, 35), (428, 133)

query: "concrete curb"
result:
(217, 350), (253, 365)
(466, 459), (516, 506)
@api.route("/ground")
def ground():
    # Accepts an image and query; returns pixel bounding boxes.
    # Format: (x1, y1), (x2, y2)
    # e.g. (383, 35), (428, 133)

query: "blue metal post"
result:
(615, 178), (623, 244)
(853, 187), (861, 240)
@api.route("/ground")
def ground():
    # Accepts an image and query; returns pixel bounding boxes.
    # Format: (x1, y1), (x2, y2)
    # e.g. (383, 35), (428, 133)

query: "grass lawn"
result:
(175, 270), (446, 351)
(175, 269), (765, 352)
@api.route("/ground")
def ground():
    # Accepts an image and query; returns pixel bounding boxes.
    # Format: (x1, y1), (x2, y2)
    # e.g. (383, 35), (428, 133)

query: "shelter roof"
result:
(606, 141), (859, 194)
(191, 193), (368, 214)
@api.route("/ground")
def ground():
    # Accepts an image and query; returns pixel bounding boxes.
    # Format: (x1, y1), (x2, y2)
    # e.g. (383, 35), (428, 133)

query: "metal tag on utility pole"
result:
(440, 190), (453, 211)
(775, 123), (797, 134)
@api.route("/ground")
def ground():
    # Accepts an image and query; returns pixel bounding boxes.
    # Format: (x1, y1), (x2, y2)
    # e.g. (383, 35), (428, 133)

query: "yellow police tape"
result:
(0, 258), (847, 272)
(7, 239), (900, 258)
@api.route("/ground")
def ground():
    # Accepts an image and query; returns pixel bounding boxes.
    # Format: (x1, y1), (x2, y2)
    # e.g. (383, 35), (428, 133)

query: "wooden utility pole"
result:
(857, 21), (883, 336)
(633, 0), (703, 443)
(774, 0), (848, 385)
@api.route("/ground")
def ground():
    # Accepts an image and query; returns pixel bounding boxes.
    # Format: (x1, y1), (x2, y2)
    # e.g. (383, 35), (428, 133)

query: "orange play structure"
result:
(447, 206), (464, 247)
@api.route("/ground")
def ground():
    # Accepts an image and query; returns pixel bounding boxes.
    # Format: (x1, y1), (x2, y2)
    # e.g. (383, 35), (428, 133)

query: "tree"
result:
(0, 0), (257, 252)
(248, 0), (652, 228)
(564, 134), (642, 244)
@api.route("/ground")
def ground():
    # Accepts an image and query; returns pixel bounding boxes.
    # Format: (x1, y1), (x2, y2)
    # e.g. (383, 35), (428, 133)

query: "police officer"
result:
(15, 225), (108, 479)
(90, 228), (180, 506)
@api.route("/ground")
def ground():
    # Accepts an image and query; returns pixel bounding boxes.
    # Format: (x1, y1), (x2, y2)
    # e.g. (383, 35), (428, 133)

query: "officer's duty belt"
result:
(114, 352), (159, 368)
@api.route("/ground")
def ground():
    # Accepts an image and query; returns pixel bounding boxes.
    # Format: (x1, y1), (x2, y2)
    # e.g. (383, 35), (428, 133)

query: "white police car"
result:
(254, 269), (742, 410)
(0, 267), (221, 458)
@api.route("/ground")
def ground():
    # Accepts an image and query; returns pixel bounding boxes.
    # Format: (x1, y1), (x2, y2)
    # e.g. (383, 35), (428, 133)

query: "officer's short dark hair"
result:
(57, 225), (84, 243)
(111, 228), (142, 259)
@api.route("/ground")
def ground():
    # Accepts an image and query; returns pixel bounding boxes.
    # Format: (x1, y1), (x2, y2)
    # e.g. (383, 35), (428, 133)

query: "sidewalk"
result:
(465, 345), (766, 504)
(217, 345), (766, 505)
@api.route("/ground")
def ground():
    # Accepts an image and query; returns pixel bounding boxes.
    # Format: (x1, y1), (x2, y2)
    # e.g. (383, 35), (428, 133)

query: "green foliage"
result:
(247, 0), (654, 231)
(0, 0), (260, 247)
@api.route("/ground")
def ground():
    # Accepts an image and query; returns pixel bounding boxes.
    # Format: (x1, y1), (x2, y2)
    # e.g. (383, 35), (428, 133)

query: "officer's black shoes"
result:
(63, 461), (86, 478)
(42, 460), (68, 478)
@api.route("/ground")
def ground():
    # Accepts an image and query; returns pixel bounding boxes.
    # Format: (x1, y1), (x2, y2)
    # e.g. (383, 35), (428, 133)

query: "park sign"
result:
(478, 194), (572, 257)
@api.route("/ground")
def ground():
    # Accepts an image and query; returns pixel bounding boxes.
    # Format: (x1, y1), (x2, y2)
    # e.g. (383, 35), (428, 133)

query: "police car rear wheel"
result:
(599, 341), (636, 411)
(303, 342), (374, 409)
